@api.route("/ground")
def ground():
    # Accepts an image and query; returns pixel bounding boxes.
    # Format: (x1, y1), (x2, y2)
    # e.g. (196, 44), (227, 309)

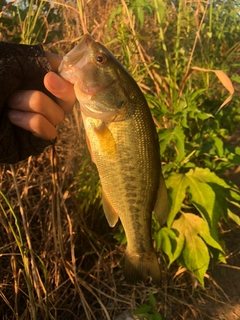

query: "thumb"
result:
(44, 72), (76, 114)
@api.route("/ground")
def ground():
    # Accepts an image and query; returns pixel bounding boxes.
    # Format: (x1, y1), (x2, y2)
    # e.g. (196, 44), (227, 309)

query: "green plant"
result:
(133, 292), (168, 320)
(0, 0), (67, 45)
(106, 0), (240, 285)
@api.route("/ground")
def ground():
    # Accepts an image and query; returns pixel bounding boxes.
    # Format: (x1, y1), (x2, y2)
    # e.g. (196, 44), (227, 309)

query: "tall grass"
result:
(0, 0), (240, 319)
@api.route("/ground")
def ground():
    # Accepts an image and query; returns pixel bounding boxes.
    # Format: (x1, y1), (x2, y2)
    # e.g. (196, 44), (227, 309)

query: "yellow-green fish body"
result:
(59, 34), (168, 285)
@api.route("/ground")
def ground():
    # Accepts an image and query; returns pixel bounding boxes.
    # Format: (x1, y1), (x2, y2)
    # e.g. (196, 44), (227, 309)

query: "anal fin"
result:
(102, 189), (119, 227)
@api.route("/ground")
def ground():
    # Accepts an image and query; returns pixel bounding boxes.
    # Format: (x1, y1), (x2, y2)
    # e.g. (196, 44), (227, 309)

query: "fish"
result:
(59, 34), (169, 285)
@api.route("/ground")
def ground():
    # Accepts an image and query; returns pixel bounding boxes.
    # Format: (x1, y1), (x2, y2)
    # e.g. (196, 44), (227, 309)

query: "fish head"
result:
(59, 34), (132, 121)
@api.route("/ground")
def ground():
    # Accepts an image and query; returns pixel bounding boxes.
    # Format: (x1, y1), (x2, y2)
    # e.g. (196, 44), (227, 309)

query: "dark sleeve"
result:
(0, 41), (55, 164)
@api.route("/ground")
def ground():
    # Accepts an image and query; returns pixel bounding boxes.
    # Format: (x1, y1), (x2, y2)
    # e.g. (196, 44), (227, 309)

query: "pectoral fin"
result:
(82, 114), (117, 162)
(153, 171), (169, 226)
(102, 189), (119, 227)
(94, 122), (117, 159)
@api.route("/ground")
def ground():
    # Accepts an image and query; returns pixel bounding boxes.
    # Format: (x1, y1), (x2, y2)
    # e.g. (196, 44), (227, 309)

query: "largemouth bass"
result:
(59, 34), (169, 285)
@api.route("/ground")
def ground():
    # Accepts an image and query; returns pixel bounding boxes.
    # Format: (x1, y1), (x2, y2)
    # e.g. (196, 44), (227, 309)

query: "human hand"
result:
(7, 52), (75, 140)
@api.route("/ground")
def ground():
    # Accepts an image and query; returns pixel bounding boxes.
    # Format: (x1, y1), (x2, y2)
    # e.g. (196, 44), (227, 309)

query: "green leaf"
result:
(184, 168), (233, 238)
(133, 304), (152, 315)
(165, 167), (234, 240)
(173, 125), (186, 161)
(188, 167), (231, 188)
(159, 129), (173, 155)
(107, 4), (122, 30)
(199, 225), (224, 253)
(183, 235), (209, 286)
(156, 227), (174, 251)
(172, 213), (224, 285)
(157, 227), (185, 267)
(159, 126), (185, 161)
(208, 183), (229, 220)
(196, 112), (213, 120)
(166, 173), (188, 226)
(229, 189), (240, 202)
(153, 312), (165, 320)
(213, 136), (224, 157)
(156, 227), (184, 265)
(148, 292), (157, 309)
(171, 230), (185, 264)
(181, 170), (216, 227)
(228, 210), (240, 226)
(173, 213), (211, 285)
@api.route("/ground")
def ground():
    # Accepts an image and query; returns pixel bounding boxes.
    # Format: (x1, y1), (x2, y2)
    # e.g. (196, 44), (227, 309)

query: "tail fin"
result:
(124, 250), (161, 286)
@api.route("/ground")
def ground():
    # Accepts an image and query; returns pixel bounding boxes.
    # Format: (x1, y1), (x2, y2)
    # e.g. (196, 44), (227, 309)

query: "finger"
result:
(45, 52), (62, 72)
(8, 110), (57, 140)
(8, 90), (64, 126)
(44, 72), (76, 114)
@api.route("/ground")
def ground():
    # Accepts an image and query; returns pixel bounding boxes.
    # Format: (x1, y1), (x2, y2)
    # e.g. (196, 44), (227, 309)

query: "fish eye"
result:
(95, 53), (108, 65)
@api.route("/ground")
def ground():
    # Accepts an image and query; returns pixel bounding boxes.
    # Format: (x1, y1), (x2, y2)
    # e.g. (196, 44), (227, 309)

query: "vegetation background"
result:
(0, 0), (240, 319)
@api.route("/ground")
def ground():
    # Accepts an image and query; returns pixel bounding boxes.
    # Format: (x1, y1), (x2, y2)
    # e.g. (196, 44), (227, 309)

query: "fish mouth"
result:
(59, 34), (113, 95)
(59, 34), (95, 74)
(59, 34), (125, 120)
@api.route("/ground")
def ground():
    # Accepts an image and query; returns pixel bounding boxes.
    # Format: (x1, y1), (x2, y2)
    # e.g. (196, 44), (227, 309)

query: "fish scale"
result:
(59, 34), (169, 285)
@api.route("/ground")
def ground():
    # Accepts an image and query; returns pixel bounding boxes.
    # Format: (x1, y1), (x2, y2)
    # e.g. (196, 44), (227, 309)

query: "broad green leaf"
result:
(155, 227), (172, 253)
(183, 234), (209, 286)
(185, 171), (216, 225)
(172, 213), (224, 285)
(159, 126), (185, 161)
(172, 214), (208, 285)
(208, 183), (229, 220)
(159, 129), (173, 154)
(185, 168), (231, 237)
(167, 228), (185, 265)
(187, 167), (231, 188)
(166, 167), (233, 237)
(196, 112), (213, 120)
(156, 227), (184, 265)
(213, 136), (224, 158)
(166, 173), (188, 226)
(148, 292), (157, 309)
(173, 125), (186, 161)
(199, 225), (224, 253)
